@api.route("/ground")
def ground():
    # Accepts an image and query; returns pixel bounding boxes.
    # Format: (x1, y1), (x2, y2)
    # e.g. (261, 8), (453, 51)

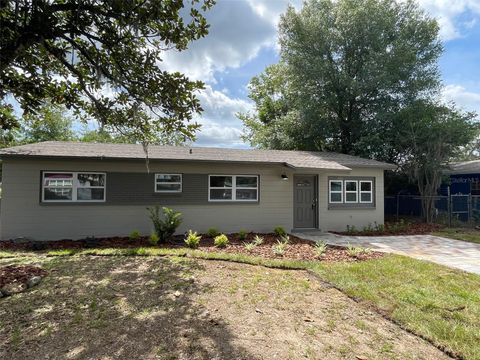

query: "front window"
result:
(329, 180), (343, 203)
(359, 181), (373, 203)
(43, 173), (74, 201)
(155, 174), (182, 193)
(42, 172), (106, 202)
(329, 178), (374, 205)
(344, 180), (358, 203)
(209, 175), (258, 201)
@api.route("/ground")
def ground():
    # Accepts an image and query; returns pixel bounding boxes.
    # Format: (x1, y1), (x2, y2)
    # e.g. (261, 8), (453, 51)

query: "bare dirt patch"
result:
(0, 256), (448, 359)
(0, 265), (47, 288)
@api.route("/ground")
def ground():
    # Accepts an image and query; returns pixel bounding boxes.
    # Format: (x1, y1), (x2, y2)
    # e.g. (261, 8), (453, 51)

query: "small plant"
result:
(147, 206), (183, 243)
(129, 230), (141, 241)
(272, 240), (288, 256)
(346, 243), (371, 257)
(207, 227), (219, 237)
(253, 235), (264, 246)
(363, 223), (374, 232)
(314, 241), (327, 257)
(279, 234), (290, 244)
(149, 232), (159, 246)
(374, 222), (385, 233)
(184, 230), (202, 249)
(214, 234), (229, 248)
(238, 229), (248, 241)
(346, 225), (357, 234)
(346, 243), (361, 257)
(274, 226), (286, 236)
(244, 242), (256, 252)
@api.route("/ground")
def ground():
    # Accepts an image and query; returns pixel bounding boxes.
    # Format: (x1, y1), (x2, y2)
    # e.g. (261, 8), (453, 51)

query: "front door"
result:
(293, 175), (317, 228)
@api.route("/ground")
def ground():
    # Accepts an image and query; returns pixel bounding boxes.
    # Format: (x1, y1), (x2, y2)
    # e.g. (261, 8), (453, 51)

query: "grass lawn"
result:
(1, 249), (479, 359)
(433, 228), (480, 244)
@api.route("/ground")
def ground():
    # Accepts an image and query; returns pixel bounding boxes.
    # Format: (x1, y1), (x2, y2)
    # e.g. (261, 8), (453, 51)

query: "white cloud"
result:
(161, 0), (279, 83)
(165, 0), (480, 148)
(193, 85), (253, 147)
(442, 84), (480, 113)
(417, 0), (480, 40)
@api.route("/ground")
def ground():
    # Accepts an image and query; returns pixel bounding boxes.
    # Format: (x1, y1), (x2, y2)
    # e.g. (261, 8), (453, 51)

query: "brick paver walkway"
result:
(292, 232), (480, 274)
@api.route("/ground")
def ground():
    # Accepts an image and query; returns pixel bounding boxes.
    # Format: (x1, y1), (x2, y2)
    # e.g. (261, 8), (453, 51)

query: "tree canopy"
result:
(393, 100), (478, 220)
(239, 0), (479, 221)
(241, 0), (443, 157)
(0, 0), (215, 142)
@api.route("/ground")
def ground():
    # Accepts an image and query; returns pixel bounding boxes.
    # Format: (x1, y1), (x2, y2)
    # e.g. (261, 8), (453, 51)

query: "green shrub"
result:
(129, 230), (141, 240)
(147, 206), (182, 243)
(149, 233), (159, 246)
(274, 226), (286, 236)
(214, 234), (229, 248)
(207, 227), (219, 237)
(272, 240), (288, 256)
(184, 230), (202, 249)
(314, 241), (327, 257)
(238, 229), (248, 241)
(253, 235), (264, 246)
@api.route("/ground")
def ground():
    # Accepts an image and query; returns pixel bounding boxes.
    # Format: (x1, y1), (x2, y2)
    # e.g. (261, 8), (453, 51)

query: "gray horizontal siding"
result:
(107, 172), (208, 205)
(0, 159), (293, 240)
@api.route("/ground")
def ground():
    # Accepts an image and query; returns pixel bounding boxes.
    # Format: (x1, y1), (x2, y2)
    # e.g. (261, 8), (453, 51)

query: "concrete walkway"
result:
(292, 231), (480, 275)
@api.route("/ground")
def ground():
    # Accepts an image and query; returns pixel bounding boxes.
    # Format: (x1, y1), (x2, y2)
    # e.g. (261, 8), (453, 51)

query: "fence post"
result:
(448, 194), (452, 227)
(469, 194), (473, 227)
(396, 195), (399, 221)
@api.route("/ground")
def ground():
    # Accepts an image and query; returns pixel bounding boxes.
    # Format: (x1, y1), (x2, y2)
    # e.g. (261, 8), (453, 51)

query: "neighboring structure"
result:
(446, 160), (480, 195)
(0, 141), (396, 240)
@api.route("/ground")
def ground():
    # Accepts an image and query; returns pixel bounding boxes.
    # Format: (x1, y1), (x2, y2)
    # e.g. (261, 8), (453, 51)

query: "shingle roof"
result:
(447, 160), (480, 174)
(0, 141), (396, 170)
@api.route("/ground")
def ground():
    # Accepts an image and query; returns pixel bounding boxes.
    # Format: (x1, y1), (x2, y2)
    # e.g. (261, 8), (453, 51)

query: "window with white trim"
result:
(344, 180), (358, 203)
(359, 180), (373, 203)
(155, 174), (182, 193)
(42, 172), (106, 202)
(329, 178), (375, 205)
(209, 175), (258, 201)
(329, 180), (343, 203)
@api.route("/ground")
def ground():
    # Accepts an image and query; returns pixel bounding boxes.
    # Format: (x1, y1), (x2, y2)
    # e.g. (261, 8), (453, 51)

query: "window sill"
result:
(328, 203), (375, 210)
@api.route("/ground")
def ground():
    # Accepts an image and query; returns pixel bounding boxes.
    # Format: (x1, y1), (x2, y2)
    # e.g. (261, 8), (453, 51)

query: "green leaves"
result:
(0, 0), (215, 143)
(241, 0), (443, 155)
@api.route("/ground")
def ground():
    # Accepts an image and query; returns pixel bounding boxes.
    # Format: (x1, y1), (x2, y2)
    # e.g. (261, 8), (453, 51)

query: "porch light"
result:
(281, 174), (289, 181)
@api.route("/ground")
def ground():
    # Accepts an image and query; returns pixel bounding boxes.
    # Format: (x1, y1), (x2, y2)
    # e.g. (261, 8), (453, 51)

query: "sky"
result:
(158, 0), (480, 148)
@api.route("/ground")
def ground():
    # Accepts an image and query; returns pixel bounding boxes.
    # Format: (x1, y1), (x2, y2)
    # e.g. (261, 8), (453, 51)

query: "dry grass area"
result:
(0, 255), (449, 360)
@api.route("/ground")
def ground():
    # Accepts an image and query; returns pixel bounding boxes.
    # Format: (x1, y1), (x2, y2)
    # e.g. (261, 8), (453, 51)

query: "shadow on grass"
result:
(0, 256), (255, 359)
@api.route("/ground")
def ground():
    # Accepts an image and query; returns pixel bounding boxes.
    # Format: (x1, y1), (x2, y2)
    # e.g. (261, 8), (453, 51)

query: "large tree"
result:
(0, 0), (214, 142)
(394, 101), (478, 221)
(241, 0), (442, 158)
(21, 103), (75, 143)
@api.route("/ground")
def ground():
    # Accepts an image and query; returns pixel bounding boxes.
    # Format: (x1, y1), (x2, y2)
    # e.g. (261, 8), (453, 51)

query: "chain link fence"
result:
(385, 194), (480, 227)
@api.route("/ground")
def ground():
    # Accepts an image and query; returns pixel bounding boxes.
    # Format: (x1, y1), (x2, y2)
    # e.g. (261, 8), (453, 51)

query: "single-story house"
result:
(0, 141), (396, 241)
(445, 160), (480, 195)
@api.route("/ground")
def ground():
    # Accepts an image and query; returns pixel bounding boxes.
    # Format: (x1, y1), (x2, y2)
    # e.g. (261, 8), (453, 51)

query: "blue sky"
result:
(159, 0), (480, 148)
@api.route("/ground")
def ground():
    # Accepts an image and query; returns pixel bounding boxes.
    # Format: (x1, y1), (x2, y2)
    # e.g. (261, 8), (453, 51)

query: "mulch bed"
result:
(333, 222), (445, 236)
(184, 234), (384, 262)
(0, 233), (384, 262)
(0, 265), (48, 289)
